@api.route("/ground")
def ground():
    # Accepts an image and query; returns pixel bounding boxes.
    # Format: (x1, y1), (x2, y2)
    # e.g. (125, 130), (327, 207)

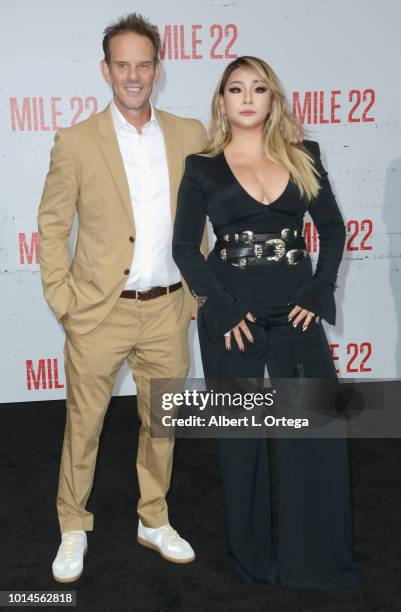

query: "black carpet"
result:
(1, 396), (400, 612)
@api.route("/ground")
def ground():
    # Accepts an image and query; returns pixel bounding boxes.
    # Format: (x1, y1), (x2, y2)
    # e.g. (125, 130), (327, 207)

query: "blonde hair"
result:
(202, 56), (321, 202)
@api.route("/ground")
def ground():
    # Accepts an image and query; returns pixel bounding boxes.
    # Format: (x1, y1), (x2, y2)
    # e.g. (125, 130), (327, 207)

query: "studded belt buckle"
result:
(231, 257), (247, 268)
(286, 249), (307, 266)
(254, 244), (263, 259)
(239, 230), (254, 244)
(265, 238), (286, 262)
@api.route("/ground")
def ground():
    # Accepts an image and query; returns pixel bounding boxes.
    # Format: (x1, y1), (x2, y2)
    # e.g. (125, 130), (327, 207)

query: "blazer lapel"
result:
(96, 105), (135, 227)
(156, 109), (183, 221)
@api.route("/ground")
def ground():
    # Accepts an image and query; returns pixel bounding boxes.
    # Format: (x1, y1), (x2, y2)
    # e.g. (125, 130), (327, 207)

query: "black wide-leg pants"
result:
(198, 302), (360, 589)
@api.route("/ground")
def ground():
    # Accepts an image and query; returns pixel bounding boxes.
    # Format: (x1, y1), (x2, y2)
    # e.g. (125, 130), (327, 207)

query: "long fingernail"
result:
(302, 326), (307, 332)
(293, 323), (297, 328)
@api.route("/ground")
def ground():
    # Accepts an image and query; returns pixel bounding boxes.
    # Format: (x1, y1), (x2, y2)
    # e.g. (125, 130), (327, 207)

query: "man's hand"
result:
(288, 305), (320, 331)
(280, 115), (304, 143)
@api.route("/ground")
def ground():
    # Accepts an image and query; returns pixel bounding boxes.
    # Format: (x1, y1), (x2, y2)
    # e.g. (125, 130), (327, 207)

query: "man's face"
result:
(101, 31), (160, 113)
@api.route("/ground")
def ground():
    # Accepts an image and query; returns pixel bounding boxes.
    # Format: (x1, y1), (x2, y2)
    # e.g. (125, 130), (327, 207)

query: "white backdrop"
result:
(1, 0), (400, 403)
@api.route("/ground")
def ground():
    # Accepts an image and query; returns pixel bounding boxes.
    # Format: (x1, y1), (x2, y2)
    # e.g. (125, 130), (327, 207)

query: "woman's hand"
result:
(224, 312), (257, 351)
(288, 305), (320, 331)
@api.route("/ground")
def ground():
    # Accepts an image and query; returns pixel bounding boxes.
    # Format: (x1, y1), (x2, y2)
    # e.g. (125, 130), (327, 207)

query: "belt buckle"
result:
(136, 288), (152, 300)
(281, 227), (293, 242)
(265, 238), (286, 262)
(286, 249), (306, 266)
(239, 230), (254, 244)
(254, 244), (263, 259)
(231, 257), (247, 268)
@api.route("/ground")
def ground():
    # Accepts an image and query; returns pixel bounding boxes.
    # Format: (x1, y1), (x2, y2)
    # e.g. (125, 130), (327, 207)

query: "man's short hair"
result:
(103, 13), (161, 64)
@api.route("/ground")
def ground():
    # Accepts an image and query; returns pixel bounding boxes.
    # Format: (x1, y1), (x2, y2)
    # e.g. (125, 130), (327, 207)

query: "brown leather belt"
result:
(120, 281), (182, 301)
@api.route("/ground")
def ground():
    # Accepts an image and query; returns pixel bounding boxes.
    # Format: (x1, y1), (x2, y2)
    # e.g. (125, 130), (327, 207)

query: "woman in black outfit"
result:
(172, 56), (359, 589)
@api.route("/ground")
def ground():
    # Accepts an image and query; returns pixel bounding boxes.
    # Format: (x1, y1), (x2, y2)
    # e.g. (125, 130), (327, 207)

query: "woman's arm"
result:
(288, 141), (346, 325)
(173, 155), (249, 340)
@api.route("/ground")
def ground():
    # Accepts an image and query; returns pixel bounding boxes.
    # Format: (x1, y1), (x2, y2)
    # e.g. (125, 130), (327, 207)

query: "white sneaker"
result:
(137, 519), (195, 563)
(52, 530), (87, 583)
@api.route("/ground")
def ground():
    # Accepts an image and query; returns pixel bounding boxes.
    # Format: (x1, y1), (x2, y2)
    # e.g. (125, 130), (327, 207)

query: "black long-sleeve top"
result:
(173, 140), (346, 340)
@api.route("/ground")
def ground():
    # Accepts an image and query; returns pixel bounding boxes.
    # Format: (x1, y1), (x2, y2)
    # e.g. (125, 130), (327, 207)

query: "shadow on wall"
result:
(323, 144), (349, 341)
(383, 157), (401, 378)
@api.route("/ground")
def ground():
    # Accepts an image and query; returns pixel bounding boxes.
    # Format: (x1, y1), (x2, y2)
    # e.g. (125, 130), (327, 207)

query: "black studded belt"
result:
(214, 228), (308, 268)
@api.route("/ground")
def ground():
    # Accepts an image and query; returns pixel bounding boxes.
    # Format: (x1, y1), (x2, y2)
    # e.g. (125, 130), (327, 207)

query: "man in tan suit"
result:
(38, 13), (207, 582)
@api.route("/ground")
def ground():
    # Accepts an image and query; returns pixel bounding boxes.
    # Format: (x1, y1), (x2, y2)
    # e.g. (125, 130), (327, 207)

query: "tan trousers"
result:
(57, 287), (191, 533)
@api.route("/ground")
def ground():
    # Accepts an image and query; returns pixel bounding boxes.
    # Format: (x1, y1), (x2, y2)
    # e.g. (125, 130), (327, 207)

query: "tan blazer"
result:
(38, 104), (208, 334)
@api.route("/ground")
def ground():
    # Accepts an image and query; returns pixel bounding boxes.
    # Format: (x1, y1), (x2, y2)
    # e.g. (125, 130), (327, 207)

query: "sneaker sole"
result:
(52, 545), (88, 583)
(137, 536), (196, 564)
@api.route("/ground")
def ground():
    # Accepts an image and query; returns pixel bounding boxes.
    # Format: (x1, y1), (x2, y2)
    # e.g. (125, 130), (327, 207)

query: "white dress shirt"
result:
(111, 100), (181, 291)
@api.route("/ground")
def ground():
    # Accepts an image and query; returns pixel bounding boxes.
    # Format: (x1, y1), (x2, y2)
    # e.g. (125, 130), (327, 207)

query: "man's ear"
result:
(100, 59), (111, 84)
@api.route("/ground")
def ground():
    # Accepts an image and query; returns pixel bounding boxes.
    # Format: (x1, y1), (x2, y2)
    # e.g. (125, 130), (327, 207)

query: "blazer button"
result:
(124, 269), (130, 275)
(129, 236), (135, 242)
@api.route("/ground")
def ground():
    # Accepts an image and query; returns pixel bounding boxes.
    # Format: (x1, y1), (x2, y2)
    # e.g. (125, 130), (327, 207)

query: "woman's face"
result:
(219, 66), (272, 132)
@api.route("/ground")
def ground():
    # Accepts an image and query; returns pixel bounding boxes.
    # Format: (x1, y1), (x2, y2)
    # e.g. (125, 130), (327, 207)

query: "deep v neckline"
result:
(221, 150), (291, 207)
